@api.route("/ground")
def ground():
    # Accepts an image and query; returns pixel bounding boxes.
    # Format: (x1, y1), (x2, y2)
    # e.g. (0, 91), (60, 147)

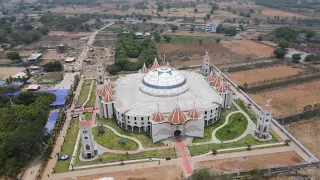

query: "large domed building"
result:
(96, 55), (232, 143)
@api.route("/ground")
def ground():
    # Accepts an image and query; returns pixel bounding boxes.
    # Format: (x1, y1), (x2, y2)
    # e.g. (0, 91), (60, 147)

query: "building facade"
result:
(206, 22), (218, 33)
(79, 119), (96, 158)
(255, 100), (273, 140)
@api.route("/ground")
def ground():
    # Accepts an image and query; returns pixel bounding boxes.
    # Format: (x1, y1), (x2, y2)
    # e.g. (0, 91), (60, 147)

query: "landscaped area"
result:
(95, 118), (164, 148)
(92, 126), (139, 150)
(77, 80), (93, 106)
(189, 134), (279, 156)
(84, 84), (96, 108)
(75, 149), (176, 166)
(235, 99), (258, 123)
(216, 113), (248, 141)
(193, 106), (237, 143)
(55, 118), (79, 173)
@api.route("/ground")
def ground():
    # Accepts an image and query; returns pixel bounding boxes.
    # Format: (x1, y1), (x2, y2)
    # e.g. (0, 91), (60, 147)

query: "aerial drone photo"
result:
(1, 0), (320, 179)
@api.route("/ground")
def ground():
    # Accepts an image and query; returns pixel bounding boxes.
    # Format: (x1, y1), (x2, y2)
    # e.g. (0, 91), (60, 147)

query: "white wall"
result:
(185, 119), (204, 138)
(151, 122), (171, 143)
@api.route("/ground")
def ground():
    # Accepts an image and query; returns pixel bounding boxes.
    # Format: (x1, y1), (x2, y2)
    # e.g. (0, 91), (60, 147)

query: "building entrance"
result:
(174, 130), (181, 137)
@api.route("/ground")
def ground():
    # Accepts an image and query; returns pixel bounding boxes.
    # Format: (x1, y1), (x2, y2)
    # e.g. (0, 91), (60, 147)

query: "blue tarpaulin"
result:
(0, 81), (5, 86)
(5, 91), (21, 96)
(39, 89), (69, 107)
(11, 82), (24, 87)
(45, 111), (59, 132)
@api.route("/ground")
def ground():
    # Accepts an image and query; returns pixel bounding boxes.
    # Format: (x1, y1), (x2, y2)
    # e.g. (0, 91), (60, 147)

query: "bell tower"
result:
(202, 51), (211, 76)
(79, 116), (96, 158)
(255, 99), (273, 140)
(96, 64), (104, 84)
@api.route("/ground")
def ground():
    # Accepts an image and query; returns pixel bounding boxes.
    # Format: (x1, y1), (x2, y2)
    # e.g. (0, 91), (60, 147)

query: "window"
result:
(204, 116), (207, 118)
(211, 110), (213, 113)
(134, 122), (137, 125)
(83, 130), (87, 134)
(141, 117), (144, 120)
(148, 117), (150, 120)
(205, 111), (207, 115)
(84, 137), (88, 140)
(86, 144), (90, 150)
(127, 121), (130, 124)
(141, 122), (144, 125)
(134, 117), (137, 120)
(148, 122), (150, 124)
(127, 116), (129, 119)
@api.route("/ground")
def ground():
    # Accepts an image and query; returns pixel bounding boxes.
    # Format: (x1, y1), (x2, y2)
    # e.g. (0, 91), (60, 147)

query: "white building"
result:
(79, 120), (96, 158)
(206, 22), (218, 33)
(96, 58), (225, 143)
(255, 100), (273, 140)
(201, 51), (211, 76)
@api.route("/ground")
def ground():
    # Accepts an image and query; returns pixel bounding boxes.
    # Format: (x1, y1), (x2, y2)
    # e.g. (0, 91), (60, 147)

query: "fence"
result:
(275, 109), (320, 124)
(212, 65), (319, 165)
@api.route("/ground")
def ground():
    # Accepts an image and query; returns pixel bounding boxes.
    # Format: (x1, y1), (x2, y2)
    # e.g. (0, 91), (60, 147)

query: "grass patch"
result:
(110, 77), (117, 82)
(188, 134), (279, 156)
(76, 149), (176, 166)
(84, 112), (93, 120)
(216, 113), (248, 141)
(235, 99), (257, 124)
(104, 27), (123, 33)
(157, 36), (214, 44)
(92, 127), (139, 150)
(85, 83), (96, 108)
(219, 144), (286, 154)
(77, 80), (92, 106)
(55, 118), (79, 173)
(193, 106), (237, 143)
(96, 118), (164, 148)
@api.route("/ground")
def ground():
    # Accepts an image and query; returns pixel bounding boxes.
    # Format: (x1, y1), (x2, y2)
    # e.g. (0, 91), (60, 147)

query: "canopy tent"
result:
(39, 89), (69, 107)
(45, 111), (59, 133)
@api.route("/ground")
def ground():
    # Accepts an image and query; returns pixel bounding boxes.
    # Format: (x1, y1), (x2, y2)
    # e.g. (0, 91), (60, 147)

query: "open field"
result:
(74, 165), (183, 180)
(195, 151), (303, 173)
(287, 119), (320, 178)
(48, 6), (103, 14)
(163, 30), (228, 39)
(0, 67), (25, 80)
(227, 65), (304, 85)
(251, 81), (320, 117)
(261, 9), (306, 18)
(221, 40), (275, 59)
(156, 40), (241, 67)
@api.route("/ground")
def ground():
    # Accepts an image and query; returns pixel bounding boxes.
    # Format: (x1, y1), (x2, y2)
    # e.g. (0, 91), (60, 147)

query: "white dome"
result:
(139, 67), (190, 97)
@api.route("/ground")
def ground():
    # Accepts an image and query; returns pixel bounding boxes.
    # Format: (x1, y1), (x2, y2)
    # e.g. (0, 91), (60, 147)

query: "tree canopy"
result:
(44, 61), (63, 72)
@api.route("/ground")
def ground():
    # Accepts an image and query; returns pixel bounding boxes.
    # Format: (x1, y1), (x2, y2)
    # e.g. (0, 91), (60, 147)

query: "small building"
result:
(28, 66), (41, 71)
(26, 84), (40, 91)
(12, 72), (27, 79)
(80, 118), (97, 159)
(65, 57), (76, 63)
(206, 22), (218, 33)
(255, 100), (273, 140)
(56, 43), (68, 53)
(26, 53), (42, 62)
(80, 37), (89, 43)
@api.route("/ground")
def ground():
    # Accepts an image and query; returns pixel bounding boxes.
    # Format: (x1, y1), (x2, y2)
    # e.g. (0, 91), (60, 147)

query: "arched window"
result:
(86, 144), (90, 150)
(263, 126), (267, 132)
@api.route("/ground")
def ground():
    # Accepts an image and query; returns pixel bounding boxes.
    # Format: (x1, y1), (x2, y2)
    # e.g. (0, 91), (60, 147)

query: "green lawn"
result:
(104, 27), (123, 33)
(216, 113), (248, 141)
(75, 149), (176, 166)
(85, 84), (96, 108)
(84, 112), (93, 121)
(95, 118), (164, 148)
(235, 99), (257, 124)
(110, 77), (118, 82)
(55, 118), (79, 173)
(193, 106), (238, 143)
(92, 127), (139, 150)
(188, 134), (279, 156)
(157, 36), (215, 44)
(77, 80), (92, 106)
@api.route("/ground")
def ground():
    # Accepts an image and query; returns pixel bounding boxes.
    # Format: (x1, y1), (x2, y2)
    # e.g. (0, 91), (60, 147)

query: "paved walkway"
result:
(176, 140), (192, 175)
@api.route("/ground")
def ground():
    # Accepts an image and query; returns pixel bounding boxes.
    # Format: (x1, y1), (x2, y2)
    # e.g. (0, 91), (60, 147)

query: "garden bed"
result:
(216, 113), (248, 141)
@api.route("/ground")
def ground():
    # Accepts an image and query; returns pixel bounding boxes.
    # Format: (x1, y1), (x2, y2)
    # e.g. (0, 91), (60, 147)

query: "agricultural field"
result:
(221, 40), (275, 59)
(251, 80), (320, 117)
(48, 6), (104, 14)
(162, 30), (228, 39)
(227, 65), (304, 85)
(195, 151), (304, 173)
(156, 38), (241, 67)
(261, 9), (306, 18)
(75, 165), (183, 180)
(0, 67), (25, 80)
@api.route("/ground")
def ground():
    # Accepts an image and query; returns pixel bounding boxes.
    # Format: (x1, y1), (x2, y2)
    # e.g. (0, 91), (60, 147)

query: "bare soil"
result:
(261, 9), (306, 18)
(0, 67), (25, 80)
(221, 40), (275, 58)
(75, 165), (183, 180)
(163, 30), (228, 39)
(251, 80), (320, 117)
(196, 151), (303, 173)
(156, 42), (241, 67)
(227, 65), (304, 85)
(48, 6), (103, 14)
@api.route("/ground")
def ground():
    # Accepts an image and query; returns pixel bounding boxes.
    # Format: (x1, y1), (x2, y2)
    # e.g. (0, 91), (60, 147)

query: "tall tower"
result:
(255, 100), (273, 140)
(96, 64), (104, 84)
(202, 51), (211, 76)
(79, 117), (96, 158)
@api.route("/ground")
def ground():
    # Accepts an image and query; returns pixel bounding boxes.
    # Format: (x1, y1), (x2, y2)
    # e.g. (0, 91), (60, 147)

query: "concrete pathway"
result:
(176, 140), (192, 175)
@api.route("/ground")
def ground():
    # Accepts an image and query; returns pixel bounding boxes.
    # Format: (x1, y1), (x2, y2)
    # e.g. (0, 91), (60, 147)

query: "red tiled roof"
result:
(96, 89), (102, 96)
(207, 70), (216, 82)
(104, 92), (114, 102)
(107, 82), (115, 89)
(216, 82), (229, 93)
(101, 84), (114, 97)
(168, 105), (187, 124)
(212, 75), (223, 88)
(203, 55), (210, 59)
(262, 105), (273, 111)
(188, 108), (200, 119)
(79, 121), (91, 127)
(151, 111), (165, 122)
(141, 63), (148, 73)
(151, 57), (160, 70)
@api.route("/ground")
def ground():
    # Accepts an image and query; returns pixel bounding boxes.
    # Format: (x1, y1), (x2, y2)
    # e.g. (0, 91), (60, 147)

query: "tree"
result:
(190, 27), (195, 32)
(107, 64), (120, 75)
(163, 35), (171, 43)
(257, 35), (263, 41)
(278, 39), (289, 49)
(206, 14), (210, 20)
(306, 30), (316, 39)
(199, 39), (203, 45)
(216, 38), (221, 43)
(6, 52), (21, 61)
(284, 139), (291, 146)
(305, 55), (313, 62)
(43, 61), (63, 72)
(170, 25), (178, 32)
(190, 168), (231, 180)
(38, 26), (49, 35)
(194, 8), (198, 13)
(157, 4), (163, 12)
(292, 53), (301, 63)
(273, 48), (286, 58)
(247, 144), (252, 150)
(153, 32), (161, 42)
(210, 10), (214, 14)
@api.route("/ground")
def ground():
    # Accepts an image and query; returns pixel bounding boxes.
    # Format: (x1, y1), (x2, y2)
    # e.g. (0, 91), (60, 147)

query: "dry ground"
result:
(195, 151), (303, 173)
(163, 30), (228, 39)
(0, 67), (25, 80)
(221, 40), (275, 59)
(156, 42), (241, 67)
(74, 165), (183, 180)
(48, 6), (103, 14)
(286, 119), (320, 178)
(261, 9), (306, 18)
(227, 65), (304, 85)
(251, 80), (320, 117)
